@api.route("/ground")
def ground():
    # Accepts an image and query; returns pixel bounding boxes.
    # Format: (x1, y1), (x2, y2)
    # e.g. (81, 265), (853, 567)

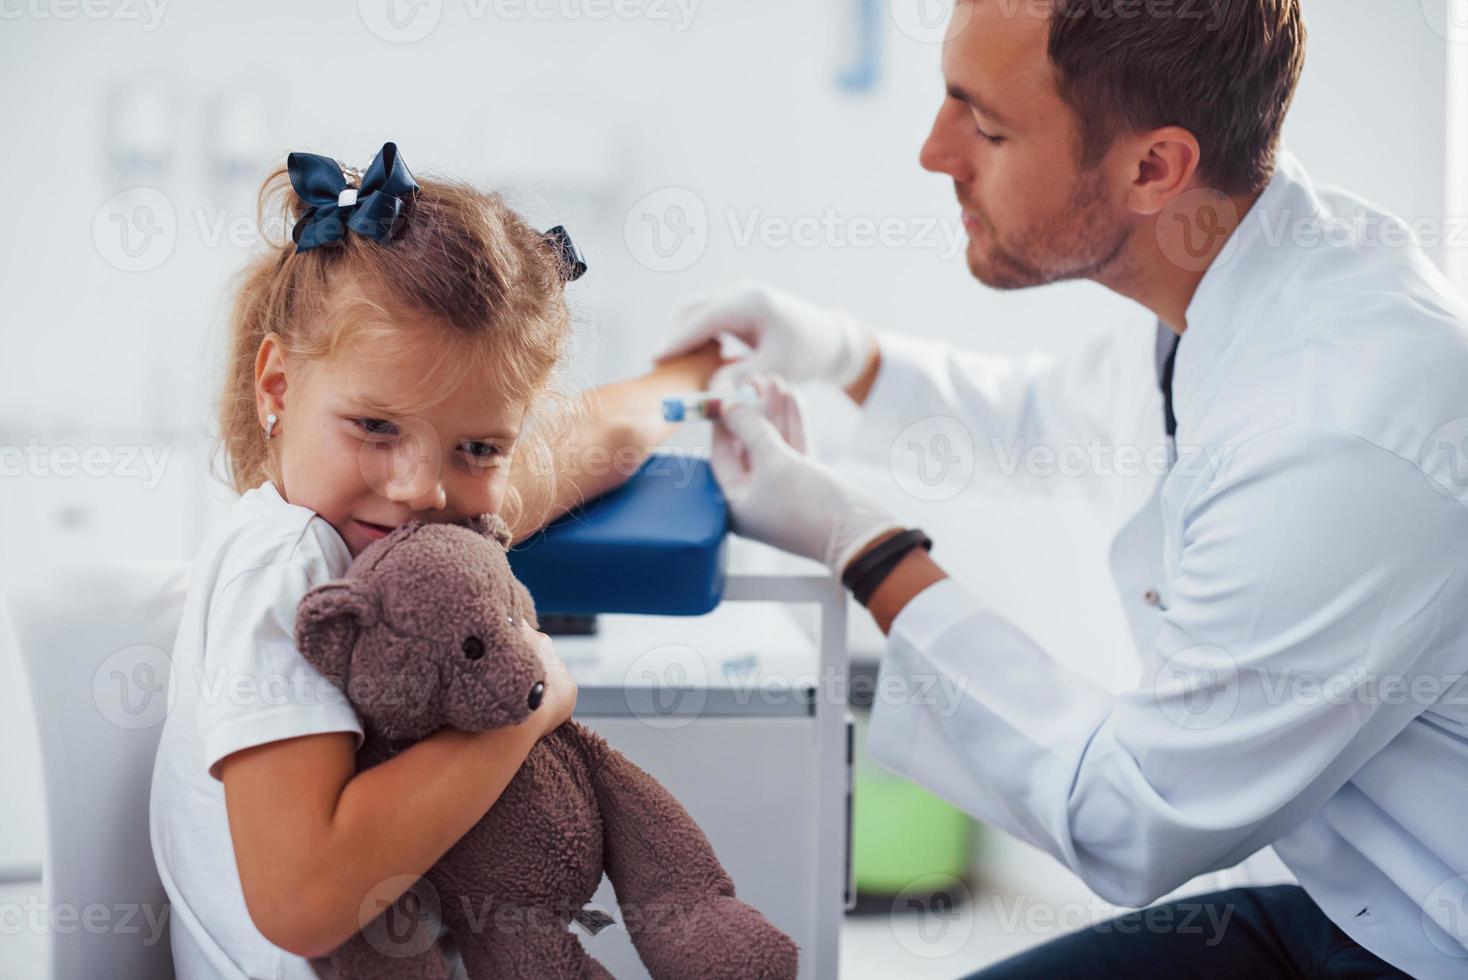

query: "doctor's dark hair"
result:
(1047, 0), (1306, 195)
(215, 162), (578, 527)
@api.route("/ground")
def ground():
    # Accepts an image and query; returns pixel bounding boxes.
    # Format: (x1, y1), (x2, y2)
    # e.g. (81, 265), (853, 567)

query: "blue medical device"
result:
(506, 454), (729, 616)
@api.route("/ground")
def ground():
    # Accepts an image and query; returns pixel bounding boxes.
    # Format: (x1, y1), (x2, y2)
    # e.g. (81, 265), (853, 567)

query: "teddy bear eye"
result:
(506, 615), (516, 627)
(462, 636), (485, 660)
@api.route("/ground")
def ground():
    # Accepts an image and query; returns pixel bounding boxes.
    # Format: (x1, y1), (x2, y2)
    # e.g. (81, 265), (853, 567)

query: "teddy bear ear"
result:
(465, 513), (513, 549)
(294, 579), (380, 691)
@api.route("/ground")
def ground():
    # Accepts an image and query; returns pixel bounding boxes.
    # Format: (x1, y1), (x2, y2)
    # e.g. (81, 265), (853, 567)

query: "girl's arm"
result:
(506, 341), (725, 544)
(218, 629), (576, 958)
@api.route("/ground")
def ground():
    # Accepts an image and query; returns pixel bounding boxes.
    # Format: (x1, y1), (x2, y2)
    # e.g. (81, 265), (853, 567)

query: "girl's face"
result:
(257, 323), (530, 558)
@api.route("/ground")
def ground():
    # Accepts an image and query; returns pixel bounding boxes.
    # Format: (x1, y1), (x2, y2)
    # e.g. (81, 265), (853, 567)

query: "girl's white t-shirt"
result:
(149, 480), (364, 979)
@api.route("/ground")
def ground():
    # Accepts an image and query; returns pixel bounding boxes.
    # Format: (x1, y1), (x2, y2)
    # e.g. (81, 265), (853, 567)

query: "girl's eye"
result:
(976, 128), (1005, 146)
(351, 417), (399, 438)
(460, 441), (506, 465)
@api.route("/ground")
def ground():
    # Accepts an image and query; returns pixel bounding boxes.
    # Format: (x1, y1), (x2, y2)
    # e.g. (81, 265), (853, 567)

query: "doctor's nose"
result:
(919, 102), (973, 181)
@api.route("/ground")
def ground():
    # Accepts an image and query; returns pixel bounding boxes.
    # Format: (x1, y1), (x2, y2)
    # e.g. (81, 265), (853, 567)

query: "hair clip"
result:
(542, 225), (587, 283)
(287, 142), (420, 252)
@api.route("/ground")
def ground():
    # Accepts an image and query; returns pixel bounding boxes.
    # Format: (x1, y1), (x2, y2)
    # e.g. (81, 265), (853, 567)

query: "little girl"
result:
(149, 143), (720, 979)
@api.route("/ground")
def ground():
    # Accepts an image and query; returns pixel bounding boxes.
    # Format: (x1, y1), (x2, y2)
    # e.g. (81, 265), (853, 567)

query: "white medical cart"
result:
(562, 573), (851, 980)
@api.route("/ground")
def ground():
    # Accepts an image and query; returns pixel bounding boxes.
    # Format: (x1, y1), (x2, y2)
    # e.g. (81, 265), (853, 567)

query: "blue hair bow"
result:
(287, 142), (419, 252)
(542, 225), (587, 282)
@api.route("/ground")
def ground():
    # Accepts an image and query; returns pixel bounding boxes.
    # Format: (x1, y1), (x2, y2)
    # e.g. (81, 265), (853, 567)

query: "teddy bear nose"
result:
(527, 682), (544, 710)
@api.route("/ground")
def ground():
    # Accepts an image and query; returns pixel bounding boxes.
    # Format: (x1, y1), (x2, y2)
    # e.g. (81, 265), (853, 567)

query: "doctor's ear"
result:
(1128, 128), (1203, 215)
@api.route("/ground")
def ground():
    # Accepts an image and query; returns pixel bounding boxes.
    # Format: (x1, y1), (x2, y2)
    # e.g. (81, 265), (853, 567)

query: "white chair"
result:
(4, 560), (191, 980)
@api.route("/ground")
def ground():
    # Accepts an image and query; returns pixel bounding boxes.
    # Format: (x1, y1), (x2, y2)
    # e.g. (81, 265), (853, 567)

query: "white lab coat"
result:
(859, 149), (1468, 978)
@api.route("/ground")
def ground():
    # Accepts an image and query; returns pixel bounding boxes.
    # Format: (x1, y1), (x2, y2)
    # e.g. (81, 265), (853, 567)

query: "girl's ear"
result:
(294, 580), (380, 689)
(466, 513), (513, 549)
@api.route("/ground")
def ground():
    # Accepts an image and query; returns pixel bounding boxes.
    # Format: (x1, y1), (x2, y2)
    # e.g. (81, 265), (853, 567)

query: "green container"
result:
(851, 707), (977, 900)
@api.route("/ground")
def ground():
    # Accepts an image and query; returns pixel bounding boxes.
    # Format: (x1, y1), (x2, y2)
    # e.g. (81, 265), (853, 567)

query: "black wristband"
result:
(842, 529), (932, 607)
(841, 529), (924, 592)
(850, 530), (932, 607)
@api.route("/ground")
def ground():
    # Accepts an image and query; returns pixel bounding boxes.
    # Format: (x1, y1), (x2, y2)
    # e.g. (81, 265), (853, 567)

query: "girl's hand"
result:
(522, 622), (577, 736)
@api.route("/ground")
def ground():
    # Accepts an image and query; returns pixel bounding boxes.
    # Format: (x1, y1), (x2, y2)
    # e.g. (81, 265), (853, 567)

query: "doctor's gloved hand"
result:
(711, 374), (904, 577)
(655, 281), (877, 392)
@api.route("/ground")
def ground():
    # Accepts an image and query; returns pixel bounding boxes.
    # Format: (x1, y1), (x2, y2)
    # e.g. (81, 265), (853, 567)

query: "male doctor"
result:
(657, 1), (1468, 976)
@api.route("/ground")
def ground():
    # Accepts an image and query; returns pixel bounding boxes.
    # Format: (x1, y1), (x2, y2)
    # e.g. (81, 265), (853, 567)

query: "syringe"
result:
(661, 387), (759, 423)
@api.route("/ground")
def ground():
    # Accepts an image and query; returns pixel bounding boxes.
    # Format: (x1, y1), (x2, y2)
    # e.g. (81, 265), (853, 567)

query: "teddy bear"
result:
(294, 514), (800, 980)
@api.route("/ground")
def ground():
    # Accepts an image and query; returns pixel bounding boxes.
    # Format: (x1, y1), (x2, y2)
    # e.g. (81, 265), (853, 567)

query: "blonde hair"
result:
(215, 159), (578, 529)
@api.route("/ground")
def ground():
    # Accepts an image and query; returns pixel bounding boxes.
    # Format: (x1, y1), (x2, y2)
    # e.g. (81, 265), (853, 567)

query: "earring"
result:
(264, 413), (279, 440)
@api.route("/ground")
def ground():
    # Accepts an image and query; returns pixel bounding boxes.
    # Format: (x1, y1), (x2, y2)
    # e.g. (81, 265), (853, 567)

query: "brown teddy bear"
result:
(294, 514), (800, 980)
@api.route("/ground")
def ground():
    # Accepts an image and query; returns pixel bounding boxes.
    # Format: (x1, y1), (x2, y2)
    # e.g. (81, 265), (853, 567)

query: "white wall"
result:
(1, 0), (1461, 896)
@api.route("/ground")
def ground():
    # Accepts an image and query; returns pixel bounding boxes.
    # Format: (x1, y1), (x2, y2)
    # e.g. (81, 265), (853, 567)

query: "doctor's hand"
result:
(655, 281), (878, 393)
(711, 374), (904, 577)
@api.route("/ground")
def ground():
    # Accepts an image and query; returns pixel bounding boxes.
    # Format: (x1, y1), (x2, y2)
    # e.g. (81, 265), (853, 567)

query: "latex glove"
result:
(656, 281), (876, 392)
(712, 374), (903, 576)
